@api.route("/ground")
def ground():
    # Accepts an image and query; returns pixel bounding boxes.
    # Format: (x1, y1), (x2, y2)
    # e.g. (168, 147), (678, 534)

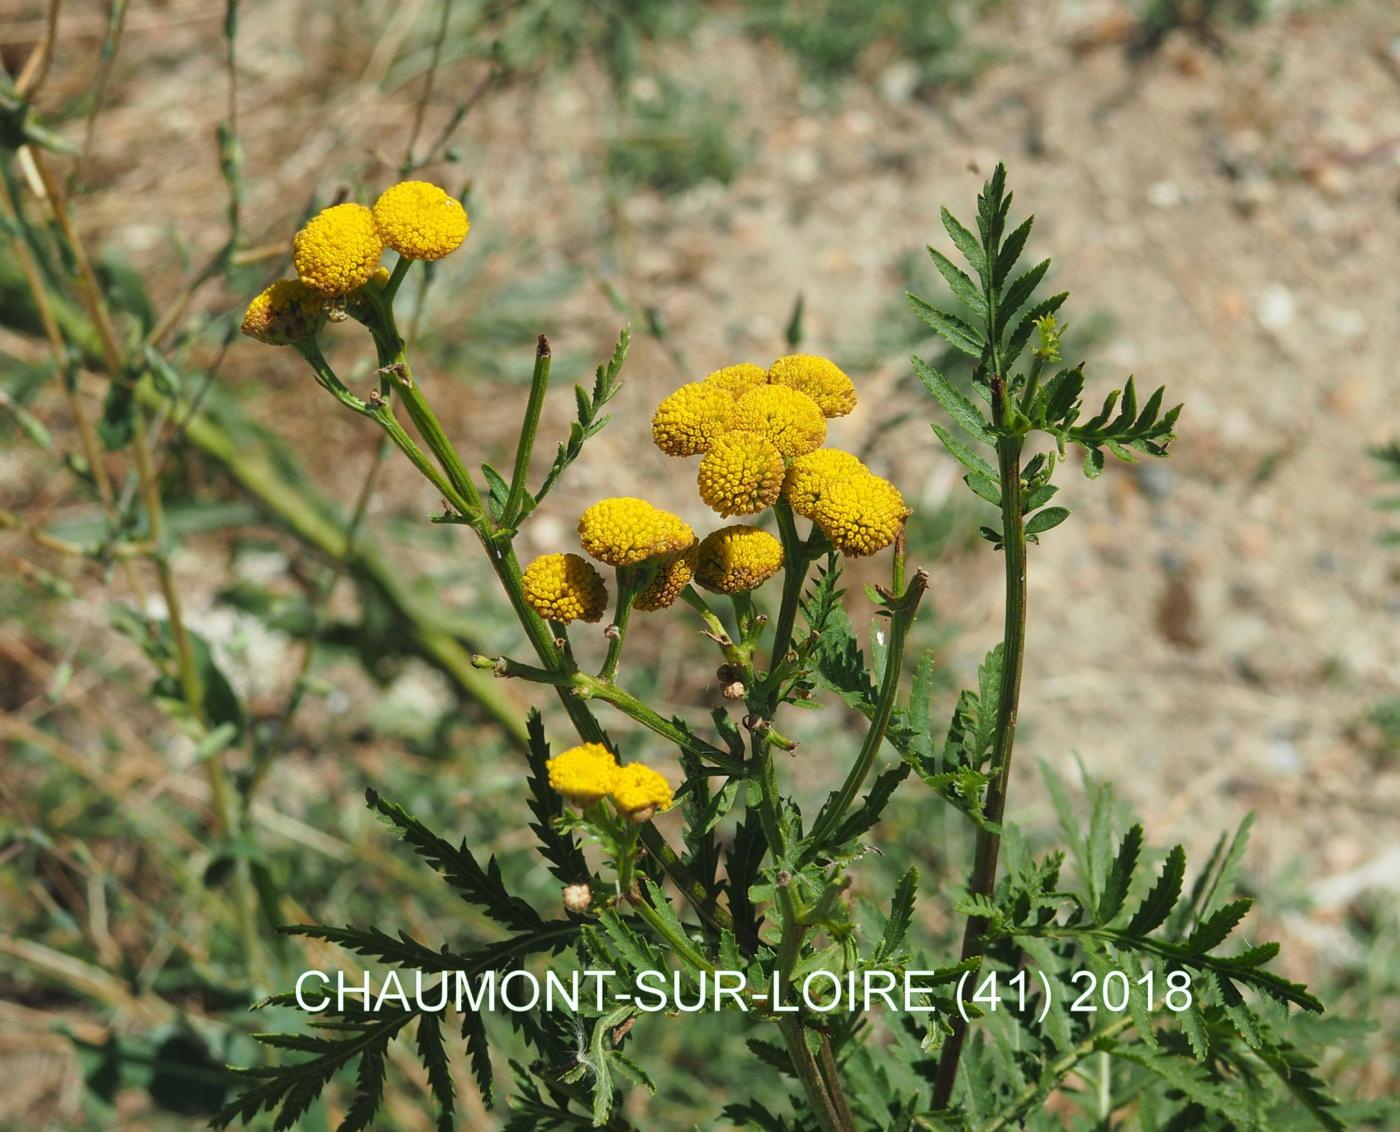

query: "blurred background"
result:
(1, 0), (1397, 1126)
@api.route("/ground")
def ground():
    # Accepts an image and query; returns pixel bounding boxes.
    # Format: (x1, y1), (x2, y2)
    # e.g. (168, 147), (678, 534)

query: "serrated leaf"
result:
(940, 206), (986, 278)
(523, 711), (590, 883)
(926, 246), (988, 315)
(1127, 845), (1186, 936)
(876, 868), (918, 964)
(1185, 898), (1252, 954)
(995, 258), (1050, 335)
(913, 356), (993, 443)
(366, 789), (543, 933)
(1098, 823), (1142, 923)
(909, 299), (986, 360)
(931, 422), (997, 481)
(415, 1011), (458, 1127)
(994, 215), (1034, 286)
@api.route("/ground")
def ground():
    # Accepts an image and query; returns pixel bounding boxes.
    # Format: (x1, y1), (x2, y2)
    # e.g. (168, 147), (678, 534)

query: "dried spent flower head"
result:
(372, 180), (469, 261)
(635, 546), (697, 612)
(729, 385), (827, 457)
(609, 763), (674, 821)
(292, 203), (384, 296)
(701, 362), (768, 398)
(241, 279), (327, 346)
(562, 883), (592, 914)
(546, 743), (618, 806)
(521, 553), (609, 624)
(812, 473), (910, 557)
(651, 381), (736, 457)
(696, 524), (785, 594)
(696, 431), (786, 517)
(578, 497), (694, 567)
(782, 448), (868, 519)
(767, 354), (857, 418)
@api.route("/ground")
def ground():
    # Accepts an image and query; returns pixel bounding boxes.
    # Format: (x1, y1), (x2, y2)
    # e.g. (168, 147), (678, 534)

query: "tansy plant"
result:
(217, 168), (1344, 1131)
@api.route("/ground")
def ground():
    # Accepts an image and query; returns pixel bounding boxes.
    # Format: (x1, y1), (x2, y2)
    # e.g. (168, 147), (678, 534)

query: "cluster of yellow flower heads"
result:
(654, 355), (909, 557)
(545, 742), (673, 821)
(241, 181), (469, 345)
(520, 356), (909, 627)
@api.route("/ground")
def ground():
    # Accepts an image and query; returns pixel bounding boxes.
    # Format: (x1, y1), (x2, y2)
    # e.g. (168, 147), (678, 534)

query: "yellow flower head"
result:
(521, 553), (608, 624)
(730, 385), (827, 458)
(697, 432), (785, 517)
(782, 448), (868, 519)
(240, 279), (327, 346)
(578, 497), (694, 567)
(812, 474), (910, 557)
(652, 381), (735, 457)
(635, 546), (697, 612)
(372, 180), (470, 261)
(609, 763), (674, 820)
(547, 743), (619, 806)
(767, 354), (857, 418)
(696, 524), (784, 594)
(292, 203), (384, 296)
(702, 363), (768, 398)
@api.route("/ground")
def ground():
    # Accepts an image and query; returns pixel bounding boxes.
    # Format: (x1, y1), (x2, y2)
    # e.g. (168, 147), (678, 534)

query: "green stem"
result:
(392, 358), (489, 520)
(679, 586), (748, 672)
(778, 1020), (845, 1132)
(931, 426), (1027, 1109)
(599, 571), (638, 681)
(383, 253), (412, 304)
(576, 675), (740, 770)
(766, 499), (808, 686)
(502, 335), (551, 527)
(802, 570), (927, 860)
(817, 1033), (858, 1132)
(299, 342), (471, 514)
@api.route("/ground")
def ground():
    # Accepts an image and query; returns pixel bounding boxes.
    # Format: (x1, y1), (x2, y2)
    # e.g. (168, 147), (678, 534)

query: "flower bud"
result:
(563, 883), (592, 913)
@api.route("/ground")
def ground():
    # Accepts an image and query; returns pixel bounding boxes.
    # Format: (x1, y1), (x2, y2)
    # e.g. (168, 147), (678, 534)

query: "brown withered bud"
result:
(722, 681), (746, 700)
(562, 883), (592, 913)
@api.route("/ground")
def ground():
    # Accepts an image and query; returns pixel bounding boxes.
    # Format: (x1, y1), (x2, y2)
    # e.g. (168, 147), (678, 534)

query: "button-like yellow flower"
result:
(697, 431), (785, 517)
(767, 354), (857, 418)
(547, 743), (619, 806)
(241, 279), (327, 345)
(578, 498), (695, 567)
(372, 180), (470, 261)
(782, 448), (868, 519)
(652, 381), (735, 457)
(521, 553), (609, 624)
(635, 546), (697, 612)
(292, 203), (384, 296)
(609, 762), (674, 821)
(812, 474), (910, 557)
(696, 524), (784, 593)
(702, 362), (768, 397)
(729, 385), (826, 457)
